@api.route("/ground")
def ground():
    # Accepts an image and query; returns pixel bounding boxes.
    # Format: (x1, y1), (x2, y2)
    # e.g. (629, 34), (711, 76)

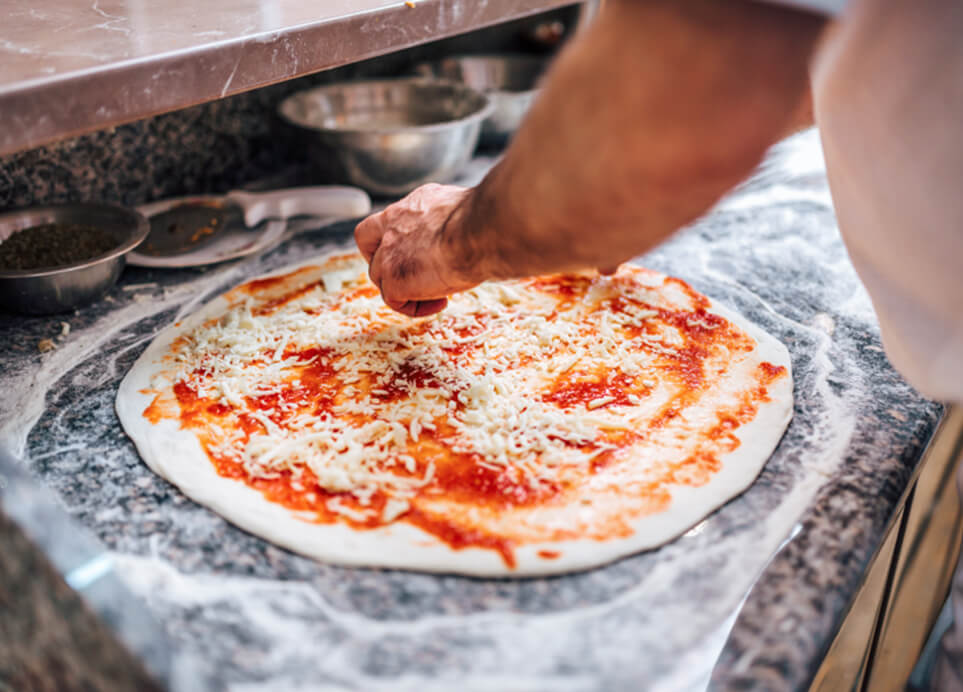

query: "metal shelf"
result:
(0, 0), (573, 157)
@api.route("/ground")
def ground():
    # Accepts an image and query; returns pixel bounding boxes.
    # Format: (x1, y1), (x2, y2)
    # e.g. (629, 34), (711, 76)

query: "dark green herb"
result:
(0, 223), (118, 271)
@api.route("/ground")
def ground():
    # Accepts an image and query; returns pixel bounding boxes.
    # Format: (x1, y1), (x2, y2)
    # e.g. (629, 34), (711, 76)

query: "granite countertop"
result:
(0, 130), (942, 691)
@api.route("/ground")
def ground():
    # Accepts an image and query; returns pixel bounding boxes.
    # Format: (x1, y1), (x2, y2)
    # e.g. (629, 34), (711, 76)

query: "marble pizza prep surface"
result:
(0, 130), (942, 691)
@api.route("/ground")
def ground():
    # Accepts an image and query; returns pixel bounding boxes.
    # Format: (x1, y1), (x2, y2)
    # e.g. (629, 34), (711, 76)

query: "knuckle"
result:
(353, 225), (367, 247)
(355, 213), (378, 235)
(354, 216), (384, 251)
(380, 229), (401, 249)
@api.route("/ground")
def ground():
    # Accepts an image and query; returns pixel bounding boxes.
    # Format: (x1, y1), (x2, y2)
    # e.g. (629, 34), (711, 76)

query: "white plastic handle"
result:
(229, 186), (371, 227)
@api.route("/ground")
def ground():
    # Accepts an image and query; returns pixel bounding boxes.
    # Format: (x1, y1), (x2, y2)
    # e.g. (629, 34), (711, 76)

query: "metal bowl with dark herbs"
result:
(0, 203), (148, 315)
(278, 78), (493, 197)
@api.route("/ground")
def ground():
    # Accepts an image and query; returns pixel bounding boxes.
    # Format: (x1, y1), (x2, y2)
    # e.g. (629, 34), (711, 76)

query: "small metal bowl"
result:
(0, 203), (148, 315)
(278, 78), (493, 197)
(414, 55), (549, 148)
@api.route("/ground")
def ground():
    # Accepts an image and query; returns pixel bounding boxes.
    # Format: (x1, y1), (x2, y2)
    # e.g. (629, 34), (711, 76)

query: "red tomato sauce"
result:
(543, 372), (639, 409)
(529, 274), (594, 298)
(431, 452), (563, 507)
(239, 266), (319, 297)
(149, 268), (789, 568)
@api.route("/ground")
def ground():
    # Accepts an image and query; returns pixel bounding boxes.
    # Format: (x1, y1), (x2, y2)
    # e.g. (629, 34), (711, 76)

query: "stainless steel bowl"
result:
(414, 55), (548, 147)
(0, 203), (148, 315)
(278, 78), (493, 197)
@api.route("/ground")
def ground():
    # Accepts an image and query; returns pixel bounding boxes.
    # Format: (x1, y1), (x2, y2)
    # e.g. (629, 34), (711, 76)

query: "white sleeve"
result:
(812, 0), (963, 403)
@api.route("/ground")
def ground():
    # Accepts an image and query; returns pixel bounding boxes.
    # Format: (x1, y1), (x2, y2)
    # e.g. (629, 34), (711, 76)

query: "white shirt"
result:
(813, 0), (963, 404)
(773, 0), (963, 404)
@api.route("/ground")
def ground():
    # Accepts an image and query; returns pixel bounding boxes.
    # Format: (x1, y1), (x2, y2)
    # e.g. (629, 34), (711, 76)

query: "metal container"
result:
(278, 78), (493, 197)
(414, 55), (548, 148)
(0, 203), (148, 315)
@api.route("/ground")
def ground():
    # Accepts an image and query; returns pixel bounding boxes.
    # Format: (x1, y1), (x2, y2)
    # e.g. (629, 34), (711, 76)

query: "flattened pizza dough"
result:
(116, 249), (792, 576)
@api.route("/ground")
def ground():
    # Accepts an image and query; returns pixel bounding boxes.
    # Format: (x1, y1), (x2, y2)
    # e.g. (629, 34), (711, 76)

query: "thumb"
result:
(384, 296), (450, 318)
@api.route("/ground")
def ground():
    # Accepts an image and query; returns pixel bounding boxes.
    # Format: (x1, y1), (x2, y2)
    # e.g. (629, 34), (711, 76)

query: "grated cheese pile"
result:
(162, 255), (727, 522)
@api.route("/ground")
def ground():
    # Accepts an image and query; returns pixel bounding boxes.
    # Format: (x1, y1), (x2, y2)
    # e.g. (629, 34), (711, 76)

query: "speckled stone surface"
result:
(0, 130), (943, 691)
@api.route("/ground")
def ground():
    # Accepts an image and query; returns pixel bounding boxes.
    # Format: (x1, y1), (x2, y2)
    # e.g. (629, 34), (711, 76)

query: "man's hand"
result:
(354, 184), (480, 317)
(355, 0), (824, 318)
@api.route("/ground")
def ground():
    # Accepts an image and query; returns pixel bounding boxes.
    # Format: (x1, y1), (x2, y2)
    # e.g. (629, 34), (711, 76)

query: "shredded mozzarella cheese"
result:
(160, 257), (712, 522)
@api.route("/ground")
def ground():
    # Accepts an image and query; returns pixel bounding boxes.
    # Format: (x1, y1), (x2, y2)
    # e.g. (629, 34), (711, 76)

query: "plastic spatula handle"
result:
(227, 186), (371, 227)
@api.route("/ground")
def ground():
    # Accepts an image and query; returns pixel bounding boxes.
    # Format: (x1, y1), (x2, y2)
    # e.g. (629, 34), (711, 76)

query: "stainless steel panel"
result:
(0, 0), (575, 157)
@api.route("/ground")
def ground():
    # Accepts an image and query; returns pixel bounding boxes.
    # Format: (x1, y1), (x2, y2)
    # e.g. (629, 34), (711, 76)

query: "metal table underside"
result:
(0, 0), (577, 157)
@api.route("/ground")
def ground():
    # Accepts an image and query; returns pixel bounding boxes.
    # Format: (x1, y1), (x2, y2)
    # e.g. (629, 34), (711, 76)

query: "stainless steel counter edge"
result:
(1, 0), (574, 158)
(0, 446), (199, 689)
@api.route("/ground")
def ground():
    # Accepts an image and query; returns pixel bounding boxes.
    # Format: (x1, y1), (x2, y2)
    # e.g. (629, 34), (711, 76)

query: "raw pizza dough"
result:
(116, 249), (793, 576)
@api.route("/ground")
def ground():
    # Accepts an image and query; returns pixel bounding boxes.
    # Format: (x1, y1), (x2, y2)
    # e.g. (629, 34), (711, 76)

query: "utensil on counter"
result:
(127, 185), (371, 268)
(414, 55), (548, 148)
(277, 78), (493, 197)
(0, 203), (148, 315)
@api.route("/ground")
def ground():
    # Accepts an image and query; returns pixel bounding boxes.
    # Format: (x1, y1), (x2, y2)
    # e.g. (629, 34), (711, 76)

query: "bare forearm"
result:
(446, 0), (825, 282)
(355, 0), (826, 316)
